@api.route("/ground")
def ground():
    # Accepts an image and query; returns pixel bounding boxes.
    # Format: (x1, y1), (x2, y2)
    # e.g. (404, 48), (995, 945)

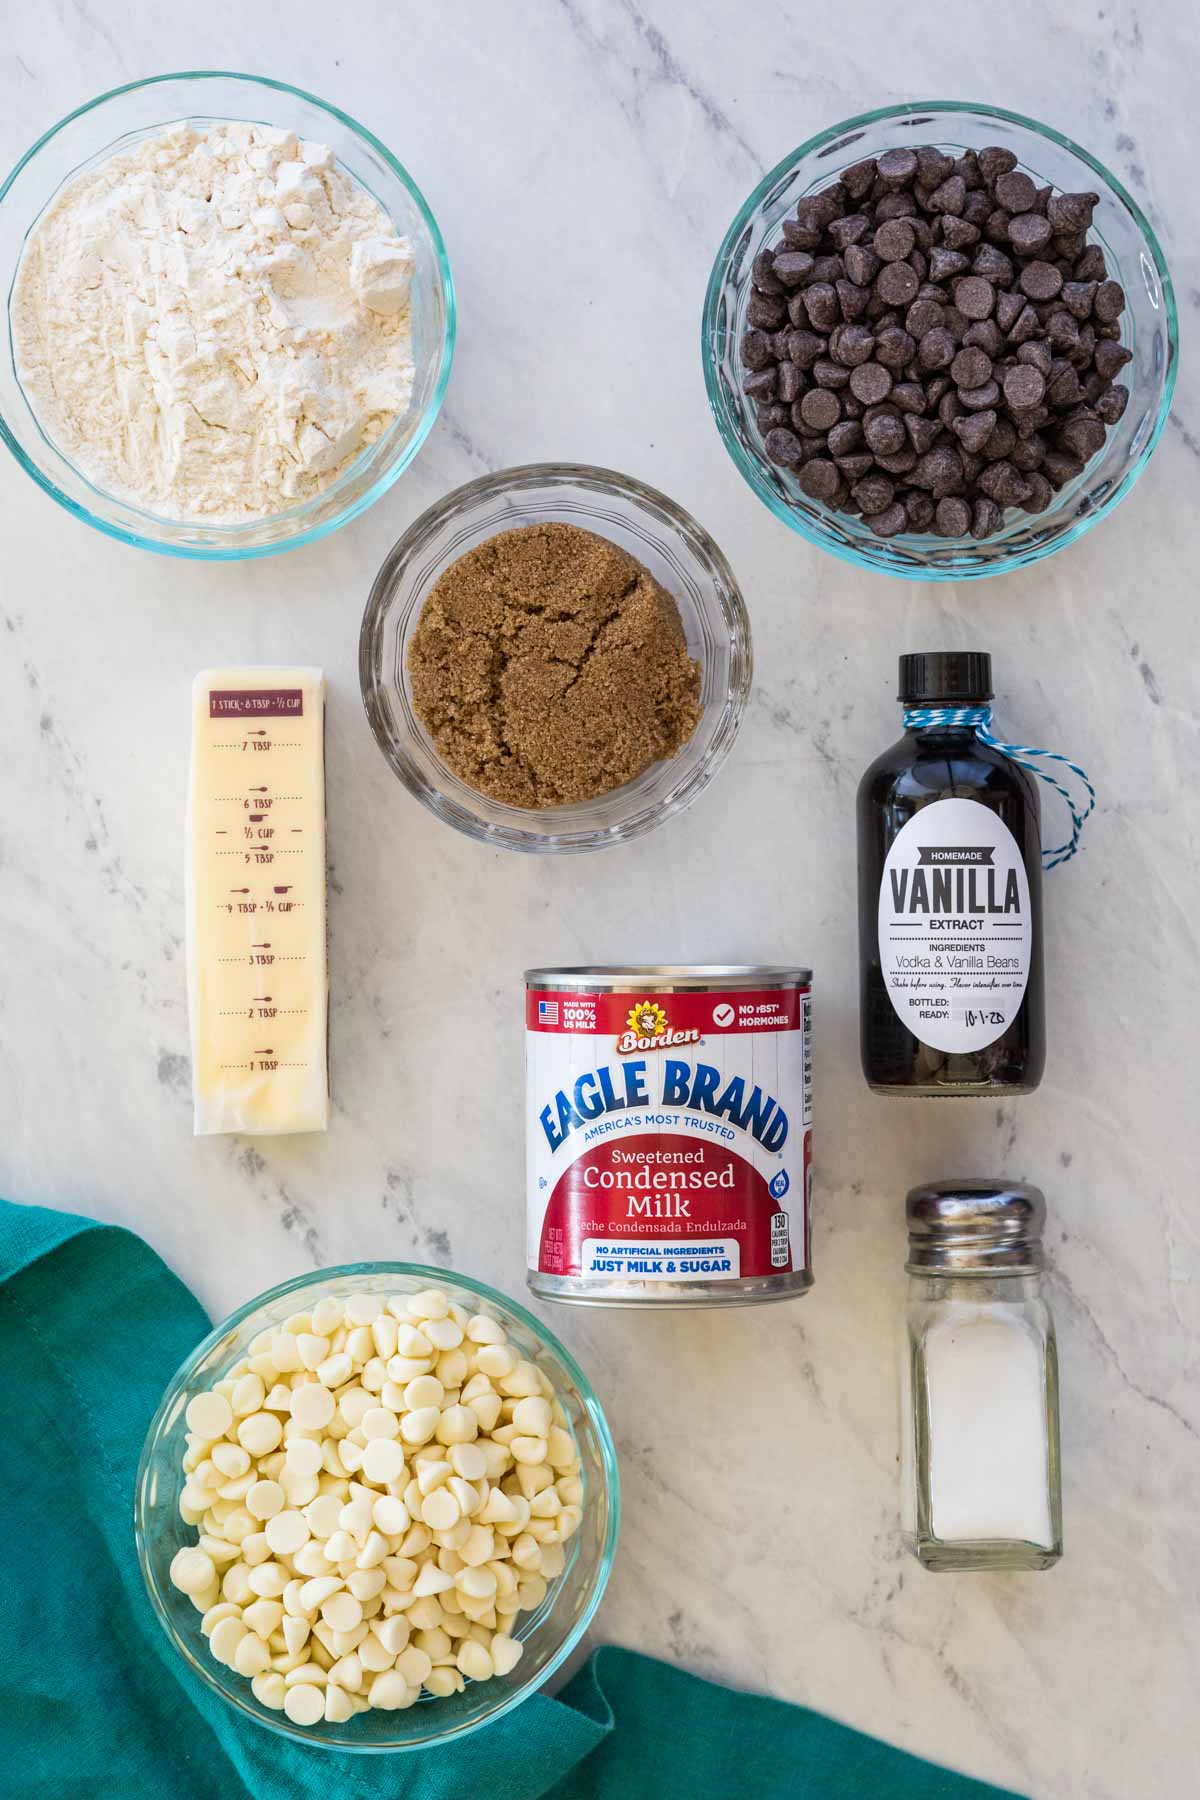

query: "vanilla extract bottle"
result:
(858, 653), (1045, 1097)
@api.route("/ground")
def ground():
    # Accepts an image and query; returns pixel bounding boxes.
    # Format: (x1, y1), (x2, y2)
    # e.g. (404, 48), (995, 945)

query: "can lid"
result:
(898, 651), (993, 705)
(905, 1179), (1045, 1275)
(524, 965), (812, 990)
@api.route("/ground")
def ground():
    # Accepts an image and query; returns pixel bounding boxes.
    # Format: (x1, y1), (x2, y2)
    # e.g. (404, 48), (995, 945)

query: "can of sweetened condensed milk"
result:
(525, 966), (813, 1307)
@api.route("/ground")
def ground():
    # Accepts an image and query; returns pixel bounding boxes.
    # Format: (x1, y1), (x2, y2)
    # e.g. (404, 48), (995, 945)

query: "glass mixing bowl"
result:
(359, 463), (752, 852)
(135, 1263), (620, 1751)
(0, 72), (455, 559)
(703, 101), (1177, 580)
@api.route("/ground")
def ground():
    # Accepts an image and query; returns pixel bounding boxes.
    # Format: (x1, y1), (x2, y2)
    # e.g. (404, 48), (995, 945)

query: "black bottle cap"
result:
(898, 651), (993, 705)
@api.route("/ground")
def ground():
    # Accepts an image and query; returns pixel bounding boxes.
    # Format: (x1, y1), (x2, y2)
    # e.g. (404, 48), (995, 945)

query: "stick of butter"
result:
(186, 669), (329, 1135)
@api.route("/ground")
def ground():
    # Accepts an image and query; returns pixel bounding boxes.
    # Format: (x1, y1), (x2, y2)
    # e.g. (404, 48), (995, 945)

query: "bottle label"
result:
(877, 797), (1032, 1053)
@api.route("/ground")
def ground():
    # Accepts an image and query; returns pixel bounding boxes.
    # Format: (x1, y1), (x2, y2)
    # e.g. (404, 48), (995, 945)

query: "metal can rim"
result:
(524, 964), (813, 992)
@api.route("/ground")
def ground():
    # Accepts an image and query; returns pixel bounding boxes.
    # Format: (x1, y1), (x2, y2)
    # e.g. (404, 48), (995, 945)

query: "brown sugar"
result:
(407, 522), (702, 809)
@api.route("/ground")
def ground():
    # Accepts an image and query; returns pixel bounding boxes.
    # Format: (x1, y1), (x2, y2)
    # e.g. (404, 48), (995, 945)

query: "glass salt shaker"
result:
(900, 1180), (1063, 1572)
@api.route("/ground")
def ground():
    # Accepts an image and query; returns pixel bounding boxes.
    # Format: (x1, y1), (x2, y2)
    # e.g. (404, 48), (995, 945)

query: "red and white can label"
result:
(526, 986), (812, 1284)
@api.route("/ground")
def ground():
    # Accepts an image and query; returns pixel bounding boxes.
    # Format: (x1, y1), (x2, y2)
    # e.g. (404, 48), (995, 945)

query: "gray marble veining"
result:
(1, 4), (1197, 1795)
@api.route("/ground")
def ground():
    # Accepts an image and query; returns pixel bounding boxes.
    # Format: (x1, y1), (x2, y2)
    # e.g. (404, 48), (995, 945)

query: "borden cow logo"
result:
(616, 1001), (701, 1055)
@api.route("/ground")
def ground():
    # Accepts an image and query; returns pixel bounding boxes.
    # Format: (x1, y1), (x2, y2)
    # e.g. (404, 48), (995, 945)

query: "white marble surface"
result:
(1, 5), (1197, 1795)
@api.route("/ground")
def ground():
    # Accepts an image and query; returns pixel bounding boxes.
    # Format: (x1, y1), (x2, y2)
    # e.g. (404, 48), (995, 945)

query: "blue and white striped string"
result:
(902, 705), (1096, 870)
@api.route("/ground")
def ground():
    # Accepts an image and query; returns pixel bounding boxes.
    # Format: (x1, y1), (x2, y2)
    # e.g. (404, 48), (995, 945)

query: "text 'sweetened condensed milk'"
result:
(525, 967), (813, 1307)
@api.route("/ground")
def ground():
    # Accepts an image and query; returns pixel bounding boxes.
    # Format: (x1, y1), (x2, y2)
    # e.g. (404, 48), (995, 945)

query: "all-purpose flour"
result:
(12, 121), (416, 521)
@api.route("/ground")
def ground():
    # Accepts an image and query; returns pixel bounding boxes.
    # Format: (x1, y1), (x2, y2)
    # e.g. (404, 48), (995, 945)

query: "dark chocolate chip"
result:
(928, 175), (967, 216)
(1061, 280), (1098, 320)
(775, 362), (804, 405)
(904, 413), (942, 454)
(867, 501), (909, 537)
(1074, 244), (1107, 283)
(900, 490), (934, 530)
(800, 388), (842, 432)
(812, 357), (852, 389)
(753, 250), (786, 293)
(863, 409), (906, 456)
(1095, 382), (1129, 424)
(741, 330), (775, 371)
(951, 346), (993, 390)
(994, 170), (1038, 213)
(1046, 363), (1084, 408)
(852, 473), (895, 515)
(985, 208), (1012, 245)
(877, 148), (919, 189)
(803, 283), (840, 331)
(875, 261), (919, 307)
(830, 323), (877, 368)
(1058, 413), (1107, 461)
(1003, 363), (1046, 410)
(1020, 260), (1064, 302)
(1023, 471), (1053, 512)
(994, 289), (1025, 334)
(841, 158), (878, 200)
(1093, 340), (1129, 387)
(763, 428), (804, 465)
(834, 451), (876, 481)
(979, 461), (1031, 505)
(843, 244), (882, 288)
(743, 367), (778, 401)
(787, 329), (825, 368)
(773, 251), (816, 287)
(1011, 432), (1046, 471)
(915, 146), (954, 188)
(1094, 280), (1127, 324)
(972, 496), (1003, 538)
(849, 358), (895, 405)
(798, 457), (841, 500)
(918, 326), (957, 371)
(827, 419), (864, 456)
(959, 379), (1001, 412)
(981, 417), (1017, 460)
(836, 279), (871, 322)
(892, 381), (928, 414)
(955, 276), (995, 321)
(971, 244), (1014, 286)
(934, 496), (972, 537)
(1008, 304), (1040, 344)
(829, 213), (872, 250)
(928, 247), (970, 283)
(1047, 190), (1098, 234)
(978, 145), (1018, 184)
(876, 191), (917, 221)
(963, 320), (1003, 358)
(1017, 338), (1054, 376)
(874, 218), (916, 262)
(952, 408), (998, 454)
(747, 292), (787, 329)
(912, 444), (963, 493)
(905, 298), (946, 338)
(1046, 310), (1081, 351)
(1007, 211), (1054, 256)
(875, 327), (917, 369)
(940, 215), (980, 250)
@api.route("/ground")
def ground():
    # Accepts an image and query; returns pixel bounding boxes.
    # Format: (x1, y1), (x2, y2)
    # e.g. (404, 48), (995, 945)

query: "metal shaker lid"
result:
(905, 1180), (1046, 1275)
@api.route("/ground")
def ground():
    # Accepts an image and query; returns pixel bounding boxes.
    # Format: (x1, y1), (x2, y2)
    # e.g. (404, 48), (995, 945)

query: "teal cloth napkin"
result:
(0, 1197), (1021, 1800)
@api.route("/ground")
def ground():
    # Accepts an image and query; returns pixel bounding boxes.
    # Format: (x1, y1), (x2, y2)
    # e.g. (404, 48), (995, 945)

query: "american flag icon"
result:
(538, 999), (559, 1024)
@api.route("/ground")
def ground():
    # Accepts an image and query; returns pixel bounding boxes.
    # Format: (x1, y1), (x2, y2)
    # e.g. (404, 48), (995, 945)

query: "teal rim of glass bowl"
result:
(134, 1260), (621, 1751)
(701, 98), (1179, 581)
(0, 71), (456, 562)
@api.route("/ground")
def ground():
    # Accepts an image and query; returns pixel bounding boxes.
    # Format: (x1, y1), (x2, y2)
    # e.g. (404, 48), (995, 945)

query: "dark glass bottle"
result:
(858, 652), (1045, 1097)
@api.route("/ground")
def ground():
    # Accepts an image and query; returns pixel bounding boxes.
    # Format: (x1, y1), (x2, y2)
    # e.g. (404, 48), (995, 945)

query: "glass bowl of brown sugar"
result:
(359, 463), (752, 853)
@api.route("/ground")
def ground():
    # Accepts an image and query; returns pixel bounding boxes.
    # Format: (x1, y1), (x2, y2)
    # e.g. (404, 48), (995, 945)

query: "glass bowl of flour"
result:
(0, 73), (455, 558)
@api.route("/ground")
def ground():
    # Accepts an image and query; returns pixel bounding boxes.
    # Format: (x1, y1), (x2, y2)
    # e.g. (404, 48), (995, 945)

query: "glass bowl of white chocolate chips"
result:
(135, 1264), (619, 1749)
(0, 72), (455, 559)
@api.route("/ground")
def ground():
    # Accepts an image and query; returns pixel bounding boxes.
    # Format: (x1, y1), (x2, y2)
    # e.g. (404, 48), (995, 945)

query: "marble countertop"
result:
(1, 5), (1196, 1795)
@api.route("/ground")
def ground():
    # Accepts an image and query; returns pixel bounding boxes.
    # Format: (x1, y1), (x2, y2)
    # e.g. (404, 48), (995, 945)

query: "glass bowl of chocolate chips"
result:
(703, 101), (1177, 579)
